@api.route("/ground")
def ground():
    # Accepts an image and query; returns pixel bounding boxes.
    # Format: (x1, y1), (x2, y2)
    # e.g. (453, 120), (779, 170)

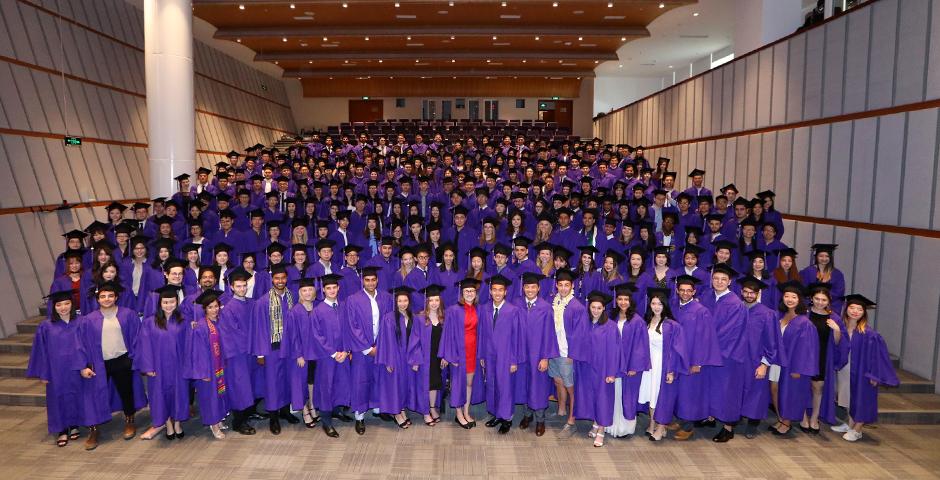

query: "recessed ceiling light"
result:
(308, 60), (313, 64)
(486, 59), (491, 63)
(501, 1), (507, 6)
(236, 38), (241, 43)
(693, 12), (699, 16)
(407, 36), (412, 40)
(522, 59), (527, 63)
(238, 4), (244, 10)
(274, 61), (279, 64)
(659, 2), (665, 8)
(365, 36), (370, 40)
(621, 37), (626, 41)
(534, 36), (540, 40)
(450, 35), (455, 40)
(618, 64), (623, 68)
(558, 60), (563, 63)
(329, 77), (333, 80)
(345, 60), (349, 63)
(453, 76), (457, 79)
(594, 60), (599, 64)
(451, 59), (456, 63)
(394, 2), (400, 6)
(492, 35), (497, 40)
(607, 2), (613, 7)
(342, 2), (348, 7)
(290, 3), (296, 9)
(323, 37), (328, 41)
(416, 59), (420, 62)
(552, 1), (558, 6)
(449, 1), (454, 5)
(578, 36), (583, 41)
(378, 59), (383, 63)
(282, 37), (288, 42)
(300, 43), (307, 46)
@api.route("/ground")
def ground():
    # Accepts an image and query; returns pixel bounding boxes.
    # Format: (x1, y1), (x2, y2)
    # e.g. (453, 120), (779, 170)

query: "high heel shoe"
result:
(455, 416), (472, 430)
(593, 431), (606, 447)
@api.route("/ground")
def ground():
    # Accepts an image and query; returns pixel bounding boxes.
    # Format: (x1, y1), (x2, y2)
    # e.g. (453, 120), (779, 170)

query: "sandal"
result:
(140, 425), (165, 440)
(68, 427), (80, 440)
(424, 415), (436, 426)
(56, 433), (69, 447)
(593, 431), (606, 447)
(209, 423), (225, 440)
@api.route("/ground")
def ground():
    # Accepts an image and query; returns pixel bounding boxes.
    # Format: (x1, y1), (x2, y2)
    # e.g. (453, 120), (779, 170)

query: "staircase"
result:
(1, 313), (939, 424)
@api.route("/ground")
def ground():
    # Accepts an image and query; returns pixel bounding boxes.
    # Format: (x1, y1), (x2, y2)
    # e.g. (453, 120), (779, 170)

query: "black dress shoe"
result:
(375, 412), (394, 422)
(696, 419), (716, 428)
(455, 417), (472, 429)
(485, 417), (501, 428)
(176, 429), (184, 440)
(235, 424), (257, 435)
(355, 420), (365, 435)
(322, 425), (339, 438)
(712, 428), (734, 443)
(744, 423), (758, 439)
(333, 412), (354, 423)
(269, 417), (281, 435)
(281, 412), (300, 424)
(519, 415), (532, 430)
(535, 422), (545, 437)
(498, 420), (511, 434)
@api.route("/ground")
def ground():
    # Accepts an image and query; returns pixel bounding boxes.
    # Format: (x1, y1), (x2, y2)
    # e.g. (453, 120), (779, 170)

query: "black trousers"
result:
(104, 353), (136, 416)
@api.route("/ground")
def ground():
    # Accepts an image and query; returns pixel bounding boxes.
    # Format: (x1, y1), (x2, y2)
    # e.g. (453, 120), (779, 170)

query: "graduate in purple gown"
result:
(134, 285), (190, 441)
(26, 290), (85, 445)
(300, 274), (351, 437)
(439, 277), (486, 428)
(407, 283), (448, 426)
(799, 244), (846, 314)
(50, 250), (93, 314)
(670, 274), (722, 440)
(434, 242), (464, 306)
(342, 265), (394, 434)
(805, 282), (848, 431)
(735, 275), (782, 439)
(546, 269), (590, 438)
(573, 246), (605, 302)
(54, 230), (89, 278)
(218, 269), (260, 435)
(583, 291), (621, 447)
(337, 245), (364, 302)
(514, 272), (559, 437)
(640, 288), (690, 441)
(830, 294), (899, 442)
(770, 281), (819, 436)
(609, 283), (651, 439)
(75, 281), (147, 450)
(375, 286), (416, 427)
(477, 274), (524, 433)
(404, 243), (438, 311)
(249, 264), (304, 434)
(698, 264), (749, 442)
(186, 290), (231, 439)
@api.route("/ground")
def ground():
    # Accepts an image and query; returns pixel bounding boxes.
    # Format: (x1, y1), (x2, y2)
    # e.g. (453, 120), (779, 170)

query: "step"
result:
(16, 316), (42, 335)
(0, 334), (34, 354)
(0, 352), (29, 377)
(876, 392), (940, 424)
(887, 370), (936, 394)
(0, 377), (45, 407)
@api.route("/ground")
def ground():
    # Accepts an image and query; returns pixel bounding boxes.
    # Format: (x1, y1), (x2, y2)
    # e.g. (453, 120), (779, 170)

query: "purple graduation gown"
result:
(699, 289), (749, 423)
(514, 297), (559, 410)
(798, 265), (846, 313)
(586, 319), (622, 427)
(406, 315), (443, 415)
(650, 320), (691, 424)
(184, 316), (230, 425)
(76, 307), (148, 425)
(478, 301), (524, 420)
(777, 315), (819, 421)
(740, 302), (782, 420)
(250, 290), (306, 411)
(619, 314), (652, 420)
(342, 289), (394, 412)
(847, 328), (899, 423)
(670, 299), (722, 421)
(134, 315), (190, 425)
(49, 273), (93, 314)
(301, 300), (351, 411)
(375, 311), (415, 414)
(218, 295), (259, 410)
(337, 264), (362, 301)
(439, 303), (486, 407)
(26, 318), (86, 434)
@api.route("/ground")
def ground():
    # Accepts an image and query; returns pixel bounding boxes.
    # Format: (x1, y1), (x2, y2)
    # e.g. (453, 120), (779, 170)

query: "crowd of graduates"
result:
(28, 133), (899, 451)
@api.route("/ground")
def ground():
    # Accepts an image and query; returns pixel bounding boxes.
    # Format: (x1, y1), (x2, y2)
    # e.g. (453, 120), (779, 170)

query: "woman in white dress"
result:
(638, 288), (686, 441)
(605, 283), (650, 438)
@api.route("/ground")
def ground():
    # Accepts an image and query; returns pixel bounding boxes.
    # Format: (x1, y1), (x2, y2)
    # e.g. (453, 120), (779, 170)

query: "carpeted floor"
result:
(2, 405), (939, 479)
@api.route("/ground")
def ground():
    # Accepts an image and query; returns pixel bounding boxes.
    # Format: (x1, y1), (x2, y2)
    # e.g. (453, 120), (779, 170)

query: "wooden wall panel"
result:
(301, 77), (582, 98)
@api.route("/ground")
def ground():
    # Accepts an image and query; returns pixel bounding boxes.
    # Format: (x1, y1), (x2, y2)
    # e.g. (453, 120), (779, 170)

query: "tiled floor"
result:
(2, 405), (939, 479)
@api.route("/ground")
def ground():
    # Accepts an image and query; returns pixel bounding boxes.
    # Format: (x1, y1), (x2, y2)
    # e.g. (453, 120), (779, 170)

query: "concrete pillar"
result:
(145, 0), (195, 198)
(733, 0), (803, 57)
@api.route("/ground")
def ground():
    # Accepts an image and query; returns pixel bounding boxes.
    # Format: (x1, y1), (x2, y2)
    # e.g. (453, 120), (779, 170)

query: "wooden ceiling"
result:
(193, 0), (694, 96)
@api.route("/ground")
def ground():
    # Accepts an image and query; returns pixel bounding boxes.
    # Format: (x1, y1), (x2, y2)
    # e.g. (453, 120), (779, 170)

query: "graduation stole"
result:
(206, 318), (226, 396)
(269, 289), (294, 344)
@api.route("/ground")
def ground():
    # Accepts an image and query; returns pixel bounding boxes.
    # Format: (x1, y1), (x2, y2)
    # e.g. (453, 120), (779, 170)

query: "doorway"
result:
(348, 99), (384, 123)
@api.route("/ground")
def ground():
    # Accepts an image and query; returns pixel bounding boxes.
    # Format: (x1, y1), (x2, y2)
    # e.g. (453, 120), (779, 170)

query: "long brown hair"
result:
(422, 297), (445, 327)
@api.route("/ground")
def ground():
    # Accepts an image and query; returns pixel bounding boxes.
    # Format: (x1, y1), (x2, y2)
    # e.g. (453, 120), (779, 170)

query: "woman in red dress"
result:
(440, 277), (482, 428)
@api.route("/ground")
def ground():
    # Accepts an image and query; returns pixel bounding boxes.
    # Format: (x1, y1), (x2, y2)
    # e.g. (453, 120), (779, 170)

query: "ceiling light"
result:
(522, 59), (527, 63)
(290, 3), (296, 9)
(492, 35), (498, 40)
(416, 59), (420, 62)
(659, 2), (665, 8)
(558, 60), (563, 63)
(394, 2), (400, 6)
(621, 37), (626, 41)
(378, 59), (383, 63)
(274, 61), (279, 64)
(668, 65), (673, 68)
(552, 2), (558, 6)
(342, 2), (348, 7)
(486, 59), (491, 63)
(407, 36), (412, 40)
(450, 35), (455, 40)
(607, 2), (613, 7)
(693, 12), (699, 16)
(501, 1), (507, 6)
(365, 36), (370, 40)
(618, 64), (623, 68)
(594, 60), (599, 64)
(236, 38), (241, 43)
(238, 4), (244, 10)
(307, 60), (313, 64)
(449, 1), (454, 5)
(578, 36), (583, 41)
(323, 37), (328, 41)
(345, 60), (349, 63)
(282, 37), (288, 42)
(329, 77), (333, 80)
(534, 36), (540, 40)
(451, 59), (456, 63)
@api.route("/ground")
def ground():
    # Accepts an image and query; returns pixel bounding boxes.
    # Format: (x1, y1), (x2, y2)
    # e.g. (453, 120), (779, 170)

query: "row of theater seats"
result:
(318, 120), (573, 142)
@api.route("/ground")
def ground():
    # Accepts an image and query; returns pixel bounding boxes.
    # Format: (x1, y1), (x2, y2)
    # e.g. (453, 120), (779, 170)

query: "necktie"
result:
(527, 302), (533, 311)
(493, 306), (499, 328)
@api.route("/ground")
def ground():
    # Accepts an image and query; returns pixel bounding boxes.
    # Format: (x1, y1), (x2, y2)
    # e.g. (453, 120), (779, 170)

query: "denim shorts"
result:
(548, 357), (574, 387)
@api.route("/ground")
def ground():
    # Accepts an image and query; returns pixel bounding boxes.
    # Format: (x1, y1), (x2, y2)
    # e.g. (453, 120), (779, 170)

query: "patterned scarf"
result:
(206, 318), (226, 396)
(269, 288), (294, 344)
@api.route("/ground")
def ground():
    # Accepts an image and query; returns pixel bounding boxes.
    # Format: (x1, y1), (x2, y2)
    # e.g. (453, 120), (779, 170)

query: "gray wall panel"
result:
(822, 17), (846, 117)
(871, 113), (905, 225)
(743, 54), (758, 130)
(786, 34), (806, 123)
(758, 132), (776, 192)
(904, 236), (940, 379)
(847, 118), (877, 222)
(826, 122), (852, 220)
(894, 0), (929, 106)
(927, 0), (940, 100)
(770, 42), (789, 126)
(732, 60), (746, 132)
(803, 27), (825, 120)
(806, 124), (830, 218)
(867, 0), (899, 110)
(877, 233), (911, 354)
(756, 48), (773, 128)
(901, 109), (938, 228)
(789, 127), (810, 215)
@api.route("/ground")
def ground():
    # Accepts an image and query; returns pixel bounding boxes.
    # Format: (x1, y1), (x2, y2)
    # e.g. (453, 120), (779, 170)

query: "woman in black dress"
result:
(410, 284), (447, 426)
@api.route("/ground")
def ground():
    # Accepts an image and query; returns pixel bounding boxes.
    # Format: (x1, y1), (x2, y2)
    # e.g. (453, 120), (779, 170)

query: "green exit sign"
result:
(362, 96), (370, 100)
(64, 136), (82, 146)
(551, 96), (560, 100)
